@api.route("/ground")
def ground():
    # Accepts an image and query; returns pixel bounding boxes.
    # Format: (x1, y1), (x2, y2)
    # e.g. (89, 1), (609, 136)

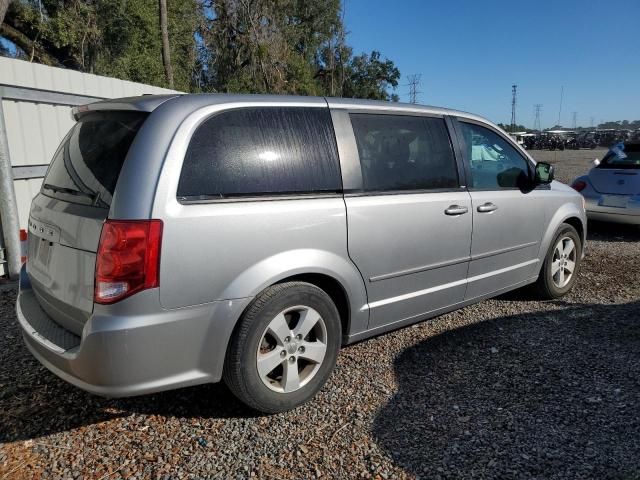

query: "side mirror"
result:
(593, 158), (600, 166)
(534, 162), (554, 185)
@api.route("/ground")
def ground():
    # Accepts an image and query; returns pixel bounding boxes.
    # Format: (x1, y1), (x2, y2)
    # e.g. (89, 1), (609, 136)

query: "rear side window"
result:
(177, 108), (341, 199)
(349, 114), (458, 192)
(43, 111), (148, 207)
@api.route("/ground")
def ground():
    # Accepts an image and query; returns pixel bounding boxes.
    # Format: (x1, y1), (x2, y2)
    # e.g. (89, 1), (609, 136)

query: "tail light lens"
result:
(571, 180), (587, 192)
(95, 220), (163, 304)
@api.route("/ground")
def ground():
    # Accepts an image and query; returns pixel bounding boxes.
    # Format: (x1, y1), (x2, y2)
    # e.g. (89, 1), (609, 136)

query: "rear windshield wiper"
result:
(43, 183), (95, 200)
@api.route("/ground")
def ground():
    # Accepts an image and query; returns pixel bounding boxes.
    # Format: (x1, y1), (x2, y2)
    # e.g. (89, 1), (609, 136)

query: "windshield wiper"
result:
(43, 183), (95, 200)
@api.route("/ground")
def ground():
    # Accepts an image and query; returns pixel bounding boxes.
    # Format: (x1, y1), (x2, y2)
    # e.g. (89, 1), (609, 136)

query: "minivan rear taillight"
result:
(95, 220), (163, 304)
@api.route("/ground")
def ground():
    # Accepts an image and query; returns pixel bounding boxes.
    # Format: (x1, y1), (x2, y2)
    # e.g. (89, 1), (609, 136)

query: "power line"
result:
(534, 104), (543, 132)
(406, 74), (422, 104)
(510, 84), (517, 132)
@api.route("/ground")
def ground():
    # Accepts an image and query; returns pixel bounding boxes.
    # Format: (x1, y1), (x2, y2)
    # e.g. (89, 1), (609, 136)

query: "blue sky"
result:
(344, 0), (640, 128)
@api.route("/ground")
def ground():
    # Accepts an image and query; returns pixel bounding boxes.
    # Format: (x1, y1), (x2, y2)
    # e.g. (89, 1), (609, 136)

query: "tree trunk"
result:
(159, 0), (174, 88)
(0, 0), (12, 27)
(0, 23), (57, 65)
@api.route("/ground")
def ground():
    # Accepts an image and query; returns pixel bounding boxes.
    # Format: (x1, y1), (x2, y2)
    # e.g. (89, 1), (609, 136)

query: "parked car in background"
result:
(572, 141), (640, 224)
(575, 132), (598, 149)
(17, 94), (586, 413)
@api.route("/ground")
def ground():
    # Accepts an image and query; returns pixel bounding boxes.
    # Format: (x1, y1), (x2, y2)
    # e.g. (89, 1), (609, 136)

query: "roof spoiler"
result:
(71, 94), (181, 121)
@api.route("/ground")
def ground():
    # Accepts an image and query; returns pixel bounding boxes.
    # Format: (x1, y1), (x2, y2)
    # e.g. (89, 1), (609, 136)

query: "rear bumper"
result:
(584, 195), (640, 225)
(16, 264), (252, 397)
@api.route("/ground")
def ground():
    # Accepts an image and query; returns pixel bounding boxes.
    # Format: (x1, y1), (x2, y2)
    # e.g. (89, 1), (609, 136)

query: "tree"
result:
(1, 0), (200, 90)
(497, 123), (528, 133)
(598, 120), (640, 130)
(0, 0), (400, 100)
(342, 50), (400, 101)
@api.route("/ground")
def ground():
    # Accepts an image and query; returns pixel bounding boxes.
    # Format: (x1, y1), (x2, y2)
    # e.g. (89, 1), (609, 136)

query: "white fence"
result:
(0, 56), (180, 277)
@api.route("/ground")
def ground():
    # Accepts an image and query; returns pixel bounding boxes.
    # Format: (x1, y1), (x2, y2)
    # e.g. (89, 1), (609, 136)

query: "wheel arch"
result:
(275, 273), (351, 342)
(564, 216), (586, 247)
(537, 202), (587, 275)
(219, 249), (369, 341)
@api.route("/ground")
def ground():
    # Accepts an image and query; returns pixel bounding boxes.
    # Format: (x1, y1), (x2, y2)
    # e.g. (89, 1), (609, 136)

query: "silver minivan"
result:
(16, 94), (586, 412)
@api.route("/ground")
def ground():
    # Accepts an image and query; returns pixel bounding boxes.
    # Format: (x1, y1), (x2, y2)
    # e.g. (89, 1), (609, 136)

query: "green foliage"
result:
(343, 51), (400, 101)
(2, 0), (400, 100)
(597, 120), (640, 130)
(497, 123), (529, 133)
(92, 0), (199, 91)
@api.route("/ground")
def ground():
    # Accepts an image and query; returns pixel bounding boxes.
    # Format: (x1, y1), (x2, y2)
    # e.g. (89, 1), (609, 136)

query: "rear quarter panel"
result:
(150, 102), (369, 335)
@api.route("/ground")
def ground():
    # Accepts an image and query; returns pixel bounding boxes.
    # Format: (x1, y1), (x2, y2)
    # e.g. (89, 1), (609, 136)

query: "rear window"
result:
(177, 107), (342, 199)
(43, 111), (148, 207)
(598, 144), (640, 169)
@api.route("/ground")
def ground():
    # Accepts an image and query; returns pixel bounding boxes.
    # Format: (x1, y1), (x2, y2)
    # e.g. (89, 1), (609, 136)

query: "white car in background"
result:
(572, 141), (640, 224)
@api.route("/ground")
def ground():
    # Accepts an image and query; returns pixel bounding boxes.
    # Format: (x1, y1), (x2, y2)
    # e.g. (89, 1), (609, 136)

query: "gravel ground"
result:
(1, 148), (639, 479)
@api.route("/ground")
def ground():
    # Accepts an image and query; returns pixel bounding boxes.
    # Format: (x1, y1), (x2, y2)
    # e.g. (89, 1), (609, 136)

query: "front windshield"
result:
(598, 143), (640, 169)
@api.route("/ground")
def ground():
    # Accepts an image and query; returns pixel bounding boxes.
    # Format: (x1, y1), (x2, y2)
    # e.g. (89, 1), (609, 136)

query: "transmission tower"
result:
(407, 74), (422, 104)
(572, 112), (578, 130)
(510, 84), (517, 133)
(533, 104), (543, 132)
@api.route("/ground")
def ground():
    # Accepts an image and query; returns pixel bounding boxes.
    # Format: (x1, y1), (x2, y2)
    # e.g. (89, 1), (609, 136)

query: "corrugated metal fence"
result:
(0, 56), (179, 277)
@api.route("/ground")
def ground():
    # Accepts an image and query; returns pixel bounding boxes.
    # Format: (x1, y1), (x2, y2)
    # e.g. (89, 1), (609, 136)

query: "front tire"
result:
(223, 282), (341, 413)
(534, 223), (582, 299)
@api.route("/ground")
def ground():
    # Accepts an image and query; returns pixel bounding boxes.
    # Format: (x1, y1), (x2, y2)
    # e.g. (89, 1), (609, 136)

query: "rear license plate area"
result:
(36, 237), (53, 265)
(600, 195), (629, 208)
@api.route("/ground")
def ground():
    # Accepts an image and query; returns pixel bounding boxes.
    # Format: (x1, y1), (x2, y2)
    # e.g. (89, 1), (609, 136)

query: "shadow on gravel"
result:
(587, 220), (640, 243)
(1, 377), (259, 443)
(0, 298), (258, 443)
(373, 300), (640, 479)
(1, 373), (259, 443)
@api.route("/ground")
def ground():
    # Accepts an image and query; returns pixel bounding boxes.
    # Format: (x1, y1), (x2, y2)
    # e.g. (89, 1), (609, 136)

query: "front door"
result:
(455, 120), (546, 300)
(344, 112), (473, 330)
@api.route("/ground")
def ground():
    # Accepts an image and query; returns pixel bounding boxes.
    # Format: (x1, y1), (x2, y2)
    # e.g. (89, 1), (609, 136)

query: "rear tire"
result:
(223, 282), (341, 413)
(534, 223), (582, 299)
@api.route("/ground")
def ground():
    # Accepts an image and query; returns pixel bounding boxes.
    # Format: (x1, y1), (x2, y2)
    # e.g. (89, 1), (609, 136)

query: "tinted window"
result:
(349, 114), (458, 192)
(458, 122), (531, 189)
(43, 111), (148, 207)
(178, 108), (341, 198)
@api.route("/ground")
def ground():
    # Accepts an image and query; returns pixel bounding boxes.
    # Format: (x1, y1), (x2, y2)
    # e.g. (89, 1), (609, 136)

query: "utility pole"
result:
(590, 117), (595, 128)
(557, 86), (564, 127)
(510, 84), (517, 133)
(407, 74), (422, 104)
(159, 0), (174, 89)
(534, 104), (543, 132)
(0, 97), (21, 278)
(572, 112), (578, 130)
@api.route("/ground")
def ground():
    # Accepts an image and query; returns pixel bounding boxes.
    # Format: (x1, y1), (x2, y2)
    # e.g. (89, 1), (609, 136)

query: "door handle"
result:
(477, 202), (498, 213)
(444, 205), (469, 216)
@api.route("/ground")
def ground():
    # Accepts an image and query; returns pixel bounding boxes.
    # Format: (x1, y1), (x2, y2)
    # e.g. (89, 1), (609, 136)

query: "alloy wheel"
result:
(256, 306), (327, 393)
(551, 236), (577, 288)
